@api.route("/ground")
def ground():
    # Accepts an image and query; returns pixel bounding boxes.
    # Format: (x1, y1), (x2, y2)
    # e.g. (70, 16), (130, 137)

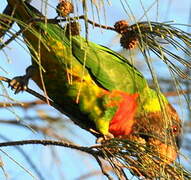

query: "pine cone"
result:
(56, 0), (74, 17)
(120, 31), (138, 50)
(114, 20), (129, 34)
(65, 21), (80, 36)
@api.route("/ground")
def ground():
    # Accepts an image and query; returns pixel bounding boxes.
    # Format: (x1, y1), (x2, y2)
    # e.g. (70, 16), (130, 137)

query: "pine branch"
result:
(0, 100), (44, 108)
(0, 139), (98, 155)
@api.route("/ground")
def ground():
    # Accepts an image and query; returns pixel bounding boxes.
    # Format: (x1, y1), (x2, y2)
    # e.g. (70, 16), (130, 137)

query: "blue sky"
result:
(0, 0), (191, 179)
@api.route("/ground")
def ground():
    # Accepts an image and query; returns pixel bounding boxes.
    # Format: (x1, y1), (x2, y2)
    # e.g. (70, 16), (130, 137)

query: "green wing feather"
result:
(71, 36), (147, 93)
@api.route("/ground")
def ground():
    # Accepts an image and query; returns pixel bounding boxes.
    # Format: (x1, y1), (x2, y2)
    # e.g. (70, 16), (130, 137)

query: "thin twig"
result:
(0, 100), (44, 108)
(0, 22), (33, 50)
(0, 76), (54, 105)
(0, 14), (115, 50)
(164, 90), (190, 97)
(0, 134), (45, 180)
(92, 155), (114, 180)
(76, 166), (115, 180)
(0, 149), (37, 179)
(0, 139), (97, 155)
(33, 15), (116, 31)
(0, 119), (72, 143)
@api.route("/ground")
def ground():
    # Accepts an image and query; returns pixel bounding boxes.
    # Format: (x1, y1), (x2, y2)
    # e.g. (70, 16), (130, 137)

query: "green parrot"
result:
(6, 0), (181, 164)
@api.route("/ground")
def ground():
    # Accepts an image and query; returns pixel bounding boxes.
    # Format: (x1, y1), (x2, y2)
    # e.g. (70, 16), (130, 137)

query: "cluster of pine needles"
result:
(92, 138), (191, 179)
(128, 21), (191, 79)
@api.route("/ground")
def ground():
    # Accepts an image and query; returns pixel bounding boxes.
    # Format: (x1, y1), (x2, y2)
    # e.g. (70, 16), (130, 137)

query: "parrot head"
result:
(133, 103), (181, 164)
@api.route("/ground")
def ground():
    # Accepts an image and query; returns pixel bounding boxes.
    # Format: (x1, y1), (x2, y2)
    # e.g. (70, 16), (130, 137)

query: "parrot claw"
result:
(9, 65), (35, 94)
(96, 133), (114, 144)
(9, 75), (29, 94)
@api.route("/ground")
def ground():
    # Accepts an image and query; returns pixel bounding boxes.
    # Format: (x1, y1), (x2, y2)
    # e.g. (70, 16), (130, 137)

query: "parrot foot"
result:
(96, 133), (114, 144)
(9, 65), (35, 94)
(9, 75), (29, 94)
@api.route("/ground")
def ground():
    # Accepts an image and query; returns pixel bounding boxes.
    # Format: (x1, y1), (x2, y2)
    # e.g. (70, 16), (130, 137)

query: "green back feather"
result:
(71, 36), (147, 93)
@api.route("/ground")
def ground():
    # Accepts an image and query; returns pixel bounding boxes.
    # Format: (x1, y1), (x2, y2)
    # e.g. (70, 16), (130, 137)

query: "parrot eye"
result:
(166, 125), (180, 135)
(172, 125), (179, 134)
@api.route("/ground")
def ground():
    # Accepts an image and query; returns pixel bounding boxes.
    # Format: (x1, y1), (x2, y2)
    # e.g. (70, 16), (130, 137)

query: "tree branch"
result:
(0, 100), (44, 108)
(0, 139), (98, 155)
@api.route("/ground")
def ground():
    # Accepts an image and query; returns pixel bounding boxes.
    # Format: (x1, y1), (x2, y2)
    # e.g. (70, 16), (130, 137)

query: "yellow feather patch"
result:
(139, 87), (168, 113)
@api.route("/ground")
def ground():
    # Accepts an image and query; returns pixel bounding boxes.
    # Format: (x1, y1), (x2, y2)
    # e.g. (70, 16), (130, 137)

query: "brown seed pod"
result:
(65, 21), (80, 36)
(56, 0), (74, 17)
(114, 20), (129, 34)
(120, 31), (138, 50)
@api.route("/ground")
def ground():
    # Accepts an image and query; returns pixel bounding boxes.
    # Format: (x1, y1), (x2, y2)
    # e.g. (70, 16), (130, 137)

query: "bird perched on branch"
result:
(6, 0), (181, 168)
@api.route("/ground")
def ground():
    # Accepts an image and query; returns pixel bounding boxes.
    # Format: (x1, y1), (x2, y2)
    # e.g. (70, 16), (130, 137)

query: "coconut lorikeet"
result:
(6, 0), (181, 164)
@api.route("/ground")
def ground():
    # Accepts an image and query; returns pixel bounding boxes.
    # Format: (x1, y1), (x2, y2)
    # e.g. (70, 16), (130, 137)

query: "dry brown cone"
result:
(114, 20), (138, 50)
(65, 21), (80, 36)
(114, 20), (129, 34)
(120, 31), (139, 50)
(56, 0), (74, 17)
